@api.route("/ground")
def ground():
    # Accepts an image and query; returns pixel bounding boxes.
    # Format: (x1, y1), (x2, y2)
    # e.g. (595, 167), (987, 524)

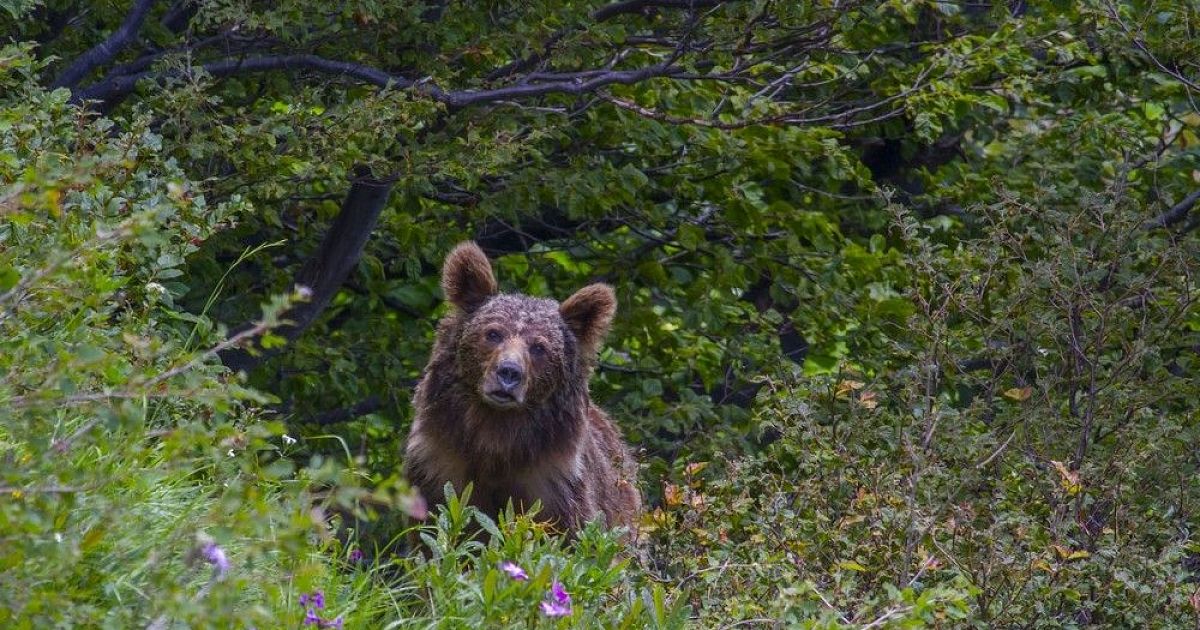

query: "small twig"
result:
(717, 619), (782, 629)
(146, 319), (274, 390)
(810, 584), (852, 625)
(976, 428), (1018, 469)
(860, 605), (915, 630)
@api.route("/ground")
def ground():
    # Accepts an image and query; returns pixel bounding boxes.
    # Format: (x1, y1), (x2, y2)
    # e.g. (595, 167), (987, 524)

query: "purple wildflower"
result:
(540, 600), (572, 617)
(540, 581), (572, 617)
(550, 581), (571, 605)
(299, 589), (338, 626)
(200, 542), (229, 577)
(348, 549), (364, 563)
(500, 561), (528, 581)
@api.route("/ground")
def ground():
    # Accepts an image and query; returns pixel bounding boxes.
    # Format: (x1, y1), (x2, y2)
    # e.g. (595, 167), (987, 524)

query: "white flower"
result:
(227, 449), (235, 457)
(282, 434), (297, 445)
(145, 282), (167, 298)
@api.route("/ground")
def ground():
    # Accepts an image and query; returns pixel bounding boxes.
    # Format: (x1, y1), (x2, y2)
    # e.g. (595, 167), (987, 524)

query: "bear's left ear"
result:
(442, 241), (498, 313)
(560, 283), (617, 358)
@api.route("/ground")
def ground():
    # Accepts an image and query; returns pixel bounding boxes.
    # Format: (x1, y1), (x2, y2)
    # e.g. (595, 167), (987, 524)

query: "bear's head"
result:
(439, 242), (616, 412)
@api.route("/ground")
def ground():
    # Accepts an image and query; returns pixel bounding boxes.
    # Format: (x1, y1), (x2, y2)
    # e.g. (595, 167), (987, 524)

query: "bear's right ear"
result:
(441, 241), (497, 312)
(560, 283), (617, 358)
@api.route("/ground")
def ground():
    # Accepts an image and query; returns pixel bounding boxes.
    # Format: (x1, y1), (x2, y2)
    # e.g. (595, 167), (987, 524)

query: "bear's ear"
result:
(560, 283), (617, 357)
(442, 241), (497, 312)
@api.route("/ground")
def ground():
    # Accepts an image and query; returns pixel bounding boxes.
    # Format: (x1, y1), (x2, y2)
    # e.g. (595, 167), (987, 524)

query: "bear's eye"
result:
(485, 329), (503, 343)
(529, 342), (547, 358)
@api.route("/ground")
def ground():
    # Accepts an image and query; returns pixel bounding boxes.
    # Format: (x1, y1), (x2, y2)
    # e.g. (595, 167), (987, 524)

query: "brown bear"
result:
(403, 242), (641, 536)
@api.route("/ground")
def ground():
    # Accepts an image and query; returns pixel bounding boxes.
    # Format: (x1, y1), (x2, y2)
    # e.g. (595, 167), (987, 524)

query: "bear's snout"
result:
(495, 360), (524, 390)
(480, 344), (530, 408)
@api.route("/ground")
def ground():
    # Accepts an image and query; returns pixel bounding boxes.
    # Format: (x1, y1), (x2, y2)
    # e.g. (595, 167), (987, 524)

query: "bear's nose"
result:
(495, 361), (524, 390)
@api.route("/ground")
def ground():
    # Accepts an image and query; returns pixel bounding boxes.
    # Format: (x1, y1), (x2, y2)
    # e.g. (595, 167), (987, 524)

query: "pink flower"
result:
(500, 561), (528, 581)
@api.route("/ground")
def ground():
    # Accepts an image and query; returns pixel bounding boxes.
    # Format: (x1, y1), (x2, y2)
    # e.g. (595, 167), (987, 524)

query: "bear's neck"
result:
(439, 381), (589, 474)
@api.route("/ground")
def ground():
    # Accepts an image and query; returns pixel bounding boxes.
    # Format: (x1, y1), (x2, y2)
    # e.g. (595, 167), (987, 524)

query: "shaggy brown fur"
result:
(404, 242), (641, 534)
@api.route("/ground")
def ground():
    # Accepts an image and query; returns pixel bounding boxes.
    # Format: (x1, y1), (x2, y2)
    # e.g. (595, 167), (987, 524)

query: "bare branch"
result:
(447, 63), (681, 107)
(73, 53), (402, 104)
(1144, 190), (1200, 230)
(598, 79), (915, 130)
(73, 51), (682, 109)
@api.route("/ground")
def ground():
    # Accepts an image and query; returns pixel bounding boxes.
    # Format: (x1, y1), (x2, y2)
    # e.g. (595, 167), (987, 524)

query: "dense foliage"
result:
(3, 0), (1200, 626)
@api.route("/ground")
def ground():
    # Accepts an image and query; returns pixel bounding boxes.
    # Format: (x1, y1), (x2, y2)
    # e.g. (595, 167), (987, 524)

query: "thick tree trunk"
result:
(219, 172), (395, 373)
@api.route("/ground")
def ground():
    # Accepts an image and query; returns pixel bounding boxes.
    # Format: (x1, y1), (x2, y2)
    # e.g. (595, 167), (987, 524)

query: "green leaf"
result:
(0, 266), (19, 291)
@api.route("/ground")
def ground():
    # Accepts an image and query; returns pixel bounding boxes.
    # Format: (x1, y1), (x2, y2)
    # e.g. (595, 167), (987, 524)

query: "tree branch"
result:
(73, 53), (402, 104)
(51, 0), (159, 89)
(72, 52), (680, 109)
(1144, 189), (1200, 230)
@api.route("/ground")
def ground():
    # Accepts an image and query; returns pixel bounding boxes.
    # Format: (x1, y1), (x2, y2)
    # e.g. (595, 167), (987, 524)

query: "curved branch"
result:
(52, 0), (159, 89)
(1144, 189), (1200, 230)
(444, 63), (678, 107)
(72, 52), (679, 109)
(73, 54), (405, 104)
